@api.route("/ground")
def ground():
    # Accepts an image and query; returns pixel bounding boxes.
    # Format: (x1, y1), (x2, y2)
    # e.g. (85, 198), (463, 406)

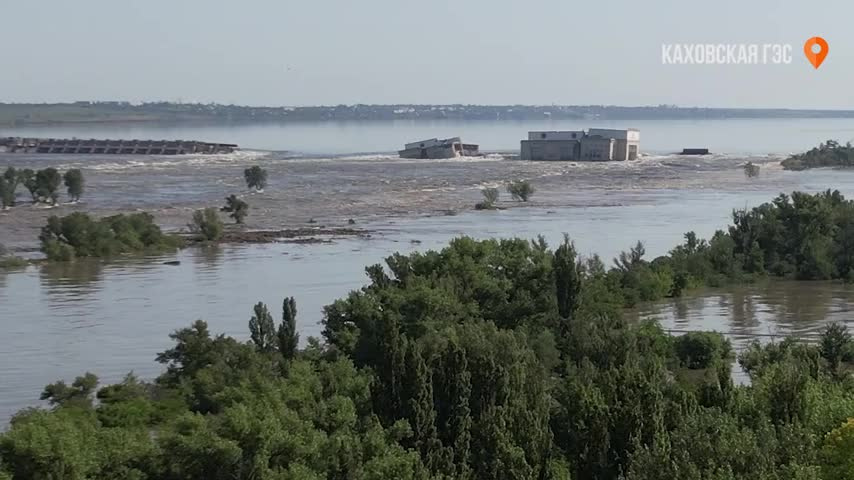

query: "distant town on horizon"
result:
(2, 101), (854, 127)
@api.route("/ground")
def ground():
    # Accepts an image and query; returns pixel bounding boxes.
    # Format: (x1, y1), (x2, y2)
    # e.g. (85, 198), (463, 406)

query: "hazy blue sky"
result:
(2, 0), (851, 108)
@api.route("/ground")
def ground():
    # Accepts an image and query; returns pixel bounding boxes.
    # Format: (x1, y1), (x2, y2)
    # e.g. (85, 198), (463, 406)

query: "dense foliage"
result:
(782, 140), (854, 170)
(39, 212), (181, 261)
(6, 190), (854, 479)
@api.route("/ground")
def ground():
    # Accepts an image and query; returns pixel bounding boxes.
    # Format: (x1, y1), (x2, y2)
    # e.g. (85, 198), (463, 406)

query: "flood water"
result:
(3, 118), (854, 423)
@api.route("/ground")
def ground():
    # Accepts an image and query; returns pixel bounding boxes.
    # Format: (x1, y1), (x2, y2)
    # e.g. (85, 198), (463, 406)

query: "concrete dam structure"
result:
(0, 137), (238, 155)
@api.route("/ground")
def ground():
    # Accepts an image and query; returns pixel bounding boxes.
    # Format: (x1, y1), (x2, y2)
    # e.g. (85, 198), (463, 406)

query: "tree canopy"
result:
(6, 190), (854, 479)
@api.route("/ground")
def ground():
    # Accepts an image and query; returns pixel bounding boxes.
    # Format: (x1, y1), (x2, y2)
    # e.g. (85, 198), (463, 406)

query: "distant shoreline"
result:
(4, 102), (854, 128)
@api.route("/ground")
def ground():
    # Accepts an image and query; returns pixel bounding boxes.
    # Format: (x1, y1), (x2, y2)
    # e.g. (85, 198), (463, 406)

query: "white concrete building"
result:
(520, 128), (639, 161)
(588, 128), (640, 161)
(398, 137), (480, 159)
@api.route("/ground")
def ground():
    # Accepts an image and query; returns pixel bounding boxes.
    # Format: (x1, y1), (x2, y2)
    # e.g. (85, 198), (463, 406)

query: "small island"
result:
(782, 140), (854, 170)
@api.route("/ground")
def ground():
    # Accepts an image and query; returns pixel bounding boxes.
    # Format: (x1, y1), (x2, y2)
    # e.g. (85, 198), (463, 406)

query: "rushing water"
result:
(5, 117), (854, 154)
(3, 118), (854, 423)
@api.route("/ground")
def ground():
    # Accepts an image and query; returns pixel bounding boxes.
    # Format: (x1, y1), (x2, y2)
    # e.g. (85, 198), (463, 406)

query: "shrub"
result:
(39, 212), (179, 261)
(820, 323), (852, 373)
(63, 169), (85, 202)
(475, 187), (500, 210)
(743, 162), (760, 178)
(507, 180), (534, 202)
(190, 208), (224, 241)
(243, 166), (268, 191)
(35, 168), (62, 204)
(673, 331), (731, 369)
(221, 195), (249, 224)
(0, 177), (13, 209)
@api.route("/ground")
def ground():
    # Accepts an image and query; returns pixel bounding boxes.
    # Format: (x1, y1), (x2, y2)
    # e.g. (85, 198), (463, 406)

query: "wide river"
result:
(2, 118), (854, 423)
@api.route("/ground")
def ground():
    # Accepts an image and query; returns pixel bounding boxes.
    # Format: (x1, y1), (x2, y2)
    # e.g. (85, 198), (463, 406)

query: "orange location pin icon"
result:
(804, 36), (828, 69)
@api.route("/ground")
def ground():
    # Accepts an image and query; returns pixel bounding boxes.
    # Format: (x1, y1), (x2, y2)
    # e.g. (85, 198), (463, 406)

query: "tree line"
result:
(0, 166), (84, 208)
(782, 139), (854, 170)
(5, 190), (854, 479)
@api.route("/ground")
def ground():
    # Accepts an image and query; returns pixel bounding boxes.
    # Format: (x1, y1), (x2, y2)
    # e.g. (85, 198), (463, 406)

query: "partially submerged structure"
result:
(520, 128), (639, 161)
(398, 137), (480, 159)
(0, 137), (238, 155)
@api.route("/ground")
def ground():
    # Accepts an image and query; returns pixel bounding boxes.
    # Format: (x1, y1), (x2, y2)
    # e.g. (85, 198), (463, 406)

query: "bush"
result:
(35, 168), (62, 205)
(190, 208), (224, 241)
(0, 177), (14, 209)
(63, 169), (85, 202)
(743, 162), (760, 178)
(820, 323), (852, 373)
(673, 331), (731, 369)
(507, 180), (534, 201)
(221, 195), (249, 224)
(39, 212), (180, 261)
(244, 166), (268, 191)
(475, 187), (500, 210)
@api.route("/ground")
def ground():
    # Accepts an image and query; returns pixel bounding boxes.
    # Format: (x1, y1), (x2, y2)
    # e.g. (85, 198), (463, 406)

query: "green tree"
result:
(278, 296), (299, 361)
(822, 418), (854, 480)
(0, 177), (13, 209)
(63, 168), (85, 202)
(189, 207), (224, 241)
(18, 169), (37, 202)
(244, 165), (268, 191)
(40, 372), (99, 409)
(3, 167), (19, 190)
(35, 167), (62, 204)
(1, 167), (19, 208)
(820, 322), (851, 375)
(221, 194), (249, 224)
(249, 302), (276, 352)
(554, 235), (582, 337)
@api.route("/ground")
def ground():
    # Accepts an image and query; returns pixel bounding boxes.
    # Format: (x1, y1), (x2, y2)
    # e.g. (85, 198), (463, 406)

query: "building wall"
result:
(527, 131), (584, 141)
(614, 139), (628, 161)
(521, 140), (579, 160)
(587, 128), (640, 142)
(579, 136), (615, 161)
(522, 129), (639, 161)
(403, 137), (461, 150)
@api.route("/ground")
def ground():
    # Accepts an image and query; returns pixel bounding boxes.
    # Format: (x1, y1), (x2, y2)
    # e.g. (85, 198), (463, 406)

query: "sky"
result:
(1, 0), (852, 108)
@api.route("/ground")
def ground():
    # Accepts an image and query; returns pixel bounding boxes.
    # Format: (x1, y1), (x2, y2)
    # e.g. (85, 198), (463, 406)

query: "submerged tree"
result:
(476, 187), (500, 210)
(744, 162), (760, 178)
(1, 167), (19, 207)
(18, 169), (37, 202)
(35, 168), (62, 204)
(189, 208), (224, 241)
(507, 180), (535, 202)
(0, 177), (13, 209)
(63, 169), (85, 202)
(243, 165), (268, 191)
(220, 194), (249, 224)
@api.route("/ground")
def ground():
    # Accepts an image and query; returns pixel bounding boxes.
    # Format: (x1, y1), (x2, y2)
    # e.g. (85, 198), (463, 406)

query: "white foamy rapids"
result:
(282, 152), (509, 164)
(60, 149), (273, 172)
